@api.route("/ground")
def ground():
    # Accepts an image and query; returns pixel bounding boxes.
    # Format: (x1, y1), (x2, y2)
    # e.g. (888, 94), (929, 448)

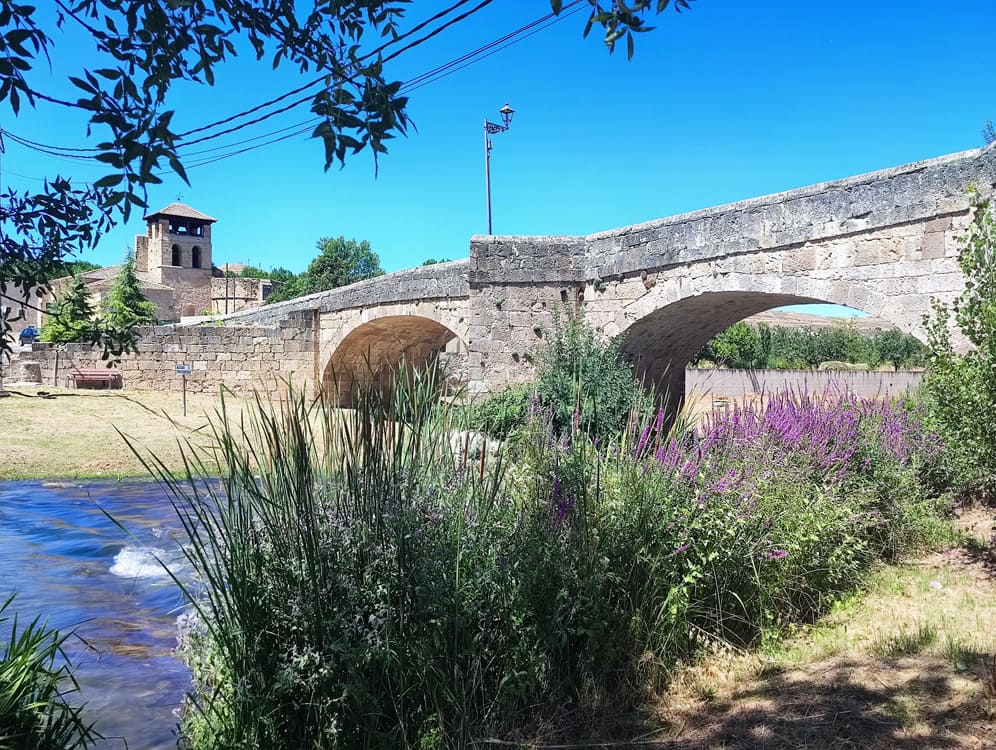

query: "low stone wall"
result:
(11, 311), (317, 396)
(686, 368), (924, 402)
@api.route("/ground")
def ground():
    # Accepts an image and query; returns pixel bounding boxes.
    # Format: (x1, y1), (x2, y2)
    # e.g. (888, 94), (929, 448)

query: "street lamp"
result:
(484, 103), (514, 235)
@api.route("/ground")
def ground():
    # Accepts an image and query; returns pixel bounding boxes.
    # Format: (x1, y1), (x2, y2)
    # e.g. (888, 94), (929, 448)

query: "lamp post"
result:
(484, 103), (514, 235)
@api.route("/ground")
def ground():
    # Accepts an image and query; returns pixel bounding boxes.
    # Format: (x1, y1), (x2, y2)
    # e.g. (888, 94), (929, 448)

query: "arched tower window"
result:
(171, 244), (181, 266)
(192, 246), (202, 269)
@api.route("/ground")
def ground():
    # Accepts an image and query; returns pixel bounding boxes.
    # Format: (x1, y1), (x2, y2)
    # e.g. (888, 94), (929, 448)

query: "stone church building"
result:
(38, 202), (274, 327)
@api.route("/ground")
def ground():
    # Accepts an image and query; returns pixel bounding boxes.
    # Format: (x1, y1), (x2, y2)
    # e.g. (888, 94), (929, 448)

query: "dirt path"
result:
(652, 507), (996, 749)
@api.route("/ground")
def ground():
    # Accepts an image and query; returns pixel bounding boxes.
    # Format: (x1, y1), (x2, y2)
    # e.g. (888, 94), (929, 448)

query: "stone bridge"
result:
(16, 144), (994, 406)
(220, 143), (995, 407)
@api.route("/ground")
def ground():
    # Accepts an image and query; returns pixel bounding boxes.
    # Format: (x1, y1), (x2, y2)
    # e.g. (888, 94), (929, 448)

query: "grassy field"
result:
(651, 507), (996, 750)
(1, 385), (240, 479)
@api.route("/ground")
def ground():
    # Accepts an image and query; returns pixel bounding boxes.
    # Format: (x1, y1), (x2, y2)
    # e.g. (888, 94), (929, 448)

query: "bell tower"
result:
(133, 201), (218, 319)
(135, 202), (217, 284)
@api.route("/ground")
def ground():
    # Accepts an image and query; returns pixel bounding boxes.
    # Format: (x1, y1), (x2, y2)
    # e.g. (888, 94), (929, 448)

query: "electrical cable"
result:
(2, 1), (586, 172)
(175, 0), (482, 140)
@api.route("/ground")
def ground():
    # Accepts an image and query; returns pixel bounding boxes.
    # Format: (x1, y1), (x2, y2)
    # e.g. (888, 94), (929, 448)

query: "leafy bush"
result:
(0, 594), (98, 749)
(923, 194), (996, 497)
(160, 374), (955, 749)
(469, 382), (533, 439)
(534, 307), (640, 440)
(695, 320), (926, 370)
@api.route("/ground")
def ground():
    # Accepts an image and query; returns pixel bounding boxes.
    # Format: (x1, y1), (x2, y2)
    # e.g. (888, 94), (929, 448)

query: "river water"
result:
(0, 480), (194, 749)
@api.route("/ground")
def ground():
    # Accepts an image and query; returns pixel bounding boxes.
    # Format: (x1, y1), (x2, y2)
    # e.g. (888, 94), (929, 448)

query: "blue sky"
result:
(4, 1), (995, 318)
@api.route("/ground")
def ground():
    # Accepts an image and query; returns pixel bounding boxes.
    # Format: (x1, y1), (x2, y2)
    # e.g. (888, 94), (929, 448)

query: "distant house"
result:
(37, 202), (275, 327)
(1, 282), (41, 344)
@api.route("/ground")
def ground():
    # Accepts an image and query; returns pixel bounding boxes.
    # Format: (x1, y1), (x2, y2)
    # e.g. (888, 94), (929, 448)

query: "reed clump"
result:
(153, 367), (956, 750)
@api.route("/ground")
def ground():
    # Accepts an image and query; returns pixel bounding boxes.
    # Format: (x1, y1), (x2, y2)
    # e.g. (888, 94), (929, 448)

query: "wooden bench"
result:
(69, 368), (122, 389)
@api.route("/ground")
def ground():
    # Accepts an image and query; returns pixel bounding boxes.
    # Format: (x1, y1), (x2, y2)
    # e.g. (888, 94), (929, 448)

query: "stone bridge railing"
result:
(219, 258), (471, 326)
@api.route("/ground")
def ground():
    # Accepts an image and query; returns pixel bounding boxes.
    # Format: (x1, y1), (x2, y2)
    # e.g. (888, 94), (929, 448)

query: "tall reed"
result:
(0, 594), (99, 750)
(147, 371), (954, 749)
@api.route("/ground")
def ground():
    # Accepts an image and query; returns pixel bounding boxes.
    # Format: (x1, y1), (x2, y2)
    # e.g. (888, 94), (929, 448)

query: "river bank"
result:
(1, 386), (238, 479)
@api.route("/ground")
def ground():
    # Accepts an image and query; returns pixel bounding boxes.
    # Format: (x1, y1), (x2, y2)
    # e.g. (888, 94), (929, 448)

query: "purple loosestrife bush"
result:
(163, 373), (955, 749)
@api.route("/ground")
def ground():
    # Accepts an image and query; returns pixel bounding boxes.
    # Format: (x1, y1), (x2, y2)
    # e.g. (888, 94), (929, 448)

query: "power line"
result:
(2, 2), (585, 172)
(175, 0), (483, 140)
(175, 1), (584, 165)
(402, 1), (585, 94)
(0, 132), (100, 153)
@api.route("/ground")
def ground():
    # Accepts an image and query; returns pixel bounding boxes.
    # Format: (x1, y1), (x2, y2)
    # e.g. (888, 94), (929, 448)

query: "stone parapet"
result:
(12, 314), (317, 396)
(215, 260), (472, 326)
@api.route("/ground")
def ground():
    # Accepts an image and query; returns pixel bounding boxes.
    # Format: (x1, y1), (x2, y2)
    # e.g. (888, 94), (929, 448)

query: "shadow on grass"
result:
(642, 657), (992, 750)
(499, 655), (993, 749)
(960, 536), (996, 579)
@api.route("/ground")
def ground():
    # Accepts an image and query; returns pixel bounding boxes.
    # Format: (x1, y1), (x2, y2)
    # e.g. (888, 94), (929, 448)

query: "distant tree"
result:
(706, 322), (758, 368)
(422, 258), (450, 265)
(226, 265), (268, 278)
(103, 253), (157, 330)
(40, 277), (97, 344)
(49, 261), (101, 280)
(265, 237), (383, 304)
(697, 321), (925, 370)
(264, 274), (309, 304)
(308, 237), (383, 290)
(872, 329), (926, 370)
(809, 324), (872, 365)
(268, 268), (298, 284)
(984, 120), (995, 145)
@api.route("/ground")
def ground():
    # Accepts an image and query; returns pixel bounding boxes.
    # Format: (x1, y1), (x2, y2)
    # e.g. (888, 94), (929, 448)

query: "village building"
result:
(26, 202), (275, 332)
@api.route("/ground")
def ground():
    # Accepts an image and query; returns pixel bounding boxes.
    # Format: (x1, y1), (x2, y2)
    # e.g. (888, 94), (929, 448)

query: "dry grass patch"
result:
(650, 505), (996, 750)
(1, 386), (248, 479)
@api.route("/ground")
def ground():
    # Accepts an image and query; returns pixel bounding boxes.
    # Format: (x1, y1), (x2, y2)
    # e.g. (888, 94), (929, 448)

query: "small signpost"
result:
(176, 363), (193, 416)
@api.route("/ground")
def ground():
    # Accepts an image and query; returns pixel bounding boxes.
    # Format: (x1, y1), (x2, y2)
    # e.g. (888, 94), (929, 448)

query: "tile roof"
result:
(143, 202), (217, 223)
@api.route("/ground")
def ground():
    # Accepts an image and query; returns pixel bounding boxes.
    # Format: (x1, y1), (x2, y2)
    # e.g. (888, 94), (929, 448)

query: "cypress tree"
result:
(103, 252), (157, 330)
(40, 276), (96, 343)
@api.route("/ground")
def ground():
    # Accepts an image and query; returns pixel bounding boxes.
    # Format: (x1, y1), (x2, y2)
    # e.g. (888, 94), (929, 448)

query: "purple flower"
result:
(763, 548), (789, 560)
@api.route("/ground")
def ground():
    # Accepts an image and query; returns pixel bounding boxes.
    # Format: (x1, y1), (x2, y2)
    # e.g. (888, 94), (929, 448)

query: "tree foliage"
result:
(923, 194), (996, 496)
(1, 1), (693, 359)
(40, 276), (97, 344)
(536, 306), (640, 439)
(103, 253), (158, 330)
(265, 237), (383, 303)
(696, 321), (926, 370)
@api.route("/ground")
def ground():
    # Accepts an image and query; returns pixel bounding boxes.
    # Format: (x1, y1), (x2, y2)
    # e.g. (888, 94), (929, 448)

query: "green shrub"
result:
(0, 594), (98, 749)
(535, 307), (640, 440)
(156, 375), (955, 749)
(469, 383), (533, 439)
(923, 194), (996, 497)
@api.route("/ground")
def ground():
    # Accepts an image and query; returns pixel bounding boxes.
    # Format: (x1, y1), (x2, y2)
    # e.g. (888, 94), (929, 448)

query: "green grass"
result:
(871, 622), (938, 657)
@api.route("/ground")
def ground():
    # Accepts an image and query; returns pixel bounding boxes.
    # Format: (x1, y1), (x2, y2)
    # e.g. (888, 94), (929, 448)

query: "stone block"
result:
(921, 231), (946, 260)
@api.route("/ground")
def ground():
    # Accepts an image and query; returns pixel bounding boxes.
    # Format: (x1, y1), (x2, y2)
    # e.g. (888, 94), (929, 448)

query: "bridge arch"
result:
(611, 269), (922, 412)
(320, 307), (468, 406)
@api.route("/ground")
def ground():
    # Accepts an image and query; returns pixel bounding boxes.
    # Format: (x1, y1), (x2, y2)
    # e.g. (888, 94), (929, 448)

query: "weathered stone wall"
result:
(464, 143), (996, 397)
(158, 267), (214, 319)
(13, 311), (316, 396)
(210, 277), (272, 315)
(685, 368), (924, 402)
(14, 144), (992, 405)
